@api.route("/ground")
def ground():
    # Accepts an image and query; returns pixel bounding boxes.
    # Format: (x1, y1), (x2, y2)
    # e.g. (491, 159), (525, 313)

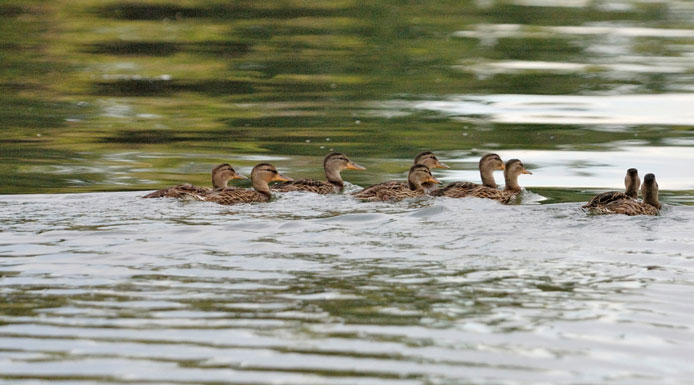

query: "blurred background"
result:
(2, 0), (694, 202)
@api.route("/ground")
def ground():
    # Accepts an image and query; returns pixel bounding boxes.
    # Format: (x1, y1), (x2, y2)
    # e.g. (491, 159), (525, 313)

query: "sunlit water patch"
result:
(1, 192), (694, 384)
(391, 93), (694, 126)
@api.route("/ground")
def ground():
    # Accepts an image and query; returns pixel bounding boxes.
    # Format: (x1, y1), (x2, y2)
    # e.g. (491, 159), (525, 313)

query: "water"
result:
(1, 191), (694, 384)
(3, 0), (694, 383)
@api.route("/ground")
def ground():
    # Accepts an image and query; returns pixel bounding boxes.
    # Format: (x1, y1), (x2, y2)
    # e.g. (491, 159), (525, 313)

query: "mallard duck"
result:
(353, 151), (448, 196)
(414, 151), (449, 170)
(272, 152), (365, 194)
(191, 163), (292, 205)
(143, 163), (246, 199)
(433, 158), (531, 203)
(582, 168), (640, 209)
(431, 153), (505, 197)
(353, 164), (441, 202)
(585, 173), (661, 216)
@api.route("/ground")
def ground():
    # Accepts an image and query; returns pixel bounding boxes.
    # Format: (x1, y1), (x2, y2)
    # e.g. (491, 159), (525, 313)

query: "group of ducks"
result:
(143, 151), (662, 216)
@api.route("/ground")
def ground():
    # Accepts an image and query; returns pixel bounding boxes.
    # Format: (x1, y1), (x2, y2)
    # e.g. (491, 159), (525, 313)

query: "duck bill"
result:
(272, 174), (293, 182)
(345, 161), (366, 171)
(232, 174), (248, 180)
(499, 163), (506, 171)
(426, 176), (441, 184)
(522, 168), (533, 175)
(435, 161), (450, 169)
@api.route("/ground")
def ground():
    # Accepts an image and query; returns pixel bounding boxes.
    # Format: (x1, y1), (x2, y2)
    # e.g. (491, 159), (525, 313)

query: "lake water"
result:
(2, 0), (694, 383)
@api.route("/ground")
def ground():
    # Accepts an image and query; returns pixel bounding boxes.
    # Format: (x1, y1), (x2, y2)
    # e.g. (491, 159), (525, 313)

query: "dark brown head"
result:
(323, 152), (366, 183)
(641, 173), (661, 209)
(211, 163), (246, 188)
(407, 164), (441, 190)
(504, 159), (532, 191)
(414, 151), (449, 169)
(624, 168), (640, 199)
(251, 163), (293, 193)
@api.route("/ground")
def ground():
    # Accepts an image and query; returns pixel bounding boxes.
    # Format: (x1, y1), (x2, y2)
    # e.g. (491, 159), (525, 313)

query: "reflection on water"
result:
(1, 0), (693, 196)
(1, 192), (694, 384)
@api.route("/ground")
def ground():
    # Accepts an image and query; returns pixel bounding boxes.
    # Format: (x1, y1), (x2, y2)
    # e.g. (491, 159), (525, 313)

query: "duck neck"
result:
(643, 189), (661, 209)
(504, 173), (521, 192)
(212, 173), (229, 189)
(408, 180), (422, 191)
(625, 184), (638, 199)
(325, 167), (344, 185)
(252, 179), (271, 195)
(480, 166), (497, 188)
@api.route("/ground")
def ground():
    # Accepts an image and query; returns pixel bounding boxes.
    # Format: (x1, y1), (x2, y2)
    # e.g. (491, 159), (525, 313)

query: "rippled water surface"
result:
(3, 0), (694, 383)
(1, 191), (694, 384)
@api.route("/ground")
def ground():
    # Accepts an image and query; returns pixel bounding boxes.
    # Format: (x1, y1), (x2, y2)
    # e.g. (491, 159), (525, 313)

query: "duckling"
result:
(433, 158), (531, 203)
(192, 163), (292, 205)
(354, 151), (448, 196)
(582, 168), (640, 209)
(431, 153), (504, 197)
(586, 173), (661, 216)
(353, 164), (441, 202)
(272, 152), (365, 194)
(143, 163), (246, 199)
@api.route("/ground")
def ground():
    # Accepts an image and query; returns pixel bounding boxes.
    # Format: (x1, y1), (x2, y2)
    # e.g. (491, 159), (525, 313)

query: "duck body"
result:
(273, 179), (342, 194)
(583, 168), (641, 210)
(143, 183), (216, 199)
(190, 163), (291, 206)
(432, 182), (520, 203)
(433, 157), (531, 204)
(200, 189), (272, 205)
(432, 154), (506, 200)
(588, 198), (659, 216)
(353, 181), (427, 202)
(353, 164), (440, 202)
(353, 151), (447, 199)
(143, 163), (246, 199)
(584, 171), (660, 216)
(272, 153), (365, 194)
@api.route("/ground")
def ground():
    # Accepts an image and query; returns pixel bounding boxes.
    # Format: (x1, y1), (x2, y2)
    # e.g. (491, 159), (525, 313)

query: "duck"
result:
(584, 173), (661, 216)
(191, 163), (292, 205)
(353, 151), (448, 197)
(582, 168), (640, 209)
(432, 158), (532, 203)
(143, 163), (246, 199)
(353, 164), (441, 202)
(431, 153), (505, 196)
(272, 152), (365, 194)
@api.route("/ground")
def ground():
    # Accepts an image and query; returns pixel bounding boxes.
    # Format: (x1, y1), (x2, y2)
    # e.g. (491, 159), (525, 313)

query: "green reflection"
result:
(0, 0), (693, 202)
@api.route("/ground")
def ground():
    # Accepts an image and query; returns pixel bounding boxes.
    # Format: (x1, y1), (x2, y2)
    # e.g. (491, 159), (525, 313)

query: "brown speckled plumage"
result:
(272, 153), (364, 194)
(353, 164), (440, 202)
(584, 172), (661, 216)
(143, 163), (245, 199)
(583, 168), (641, 209)
(432, 182), (520, 203)
(188, 163), (292, 206)
(433, 158), (531, 204)
(589, 199), (659, 216)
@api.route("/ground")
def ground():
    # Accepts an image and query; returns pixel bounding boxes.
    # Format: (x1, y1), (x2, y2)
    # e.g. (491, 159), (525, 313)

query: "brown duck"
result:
(272, 152), (365, 194)
(354, 151), (448, 196)
(143, 163), (246, 199)
(353, 164), (441, 202)
(192, 163), (292, 205)
(583, 168), (640, 209)
(584, 173), (661, 216)
(433, 158), (532, 203)
(431, 153), (505, 197)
